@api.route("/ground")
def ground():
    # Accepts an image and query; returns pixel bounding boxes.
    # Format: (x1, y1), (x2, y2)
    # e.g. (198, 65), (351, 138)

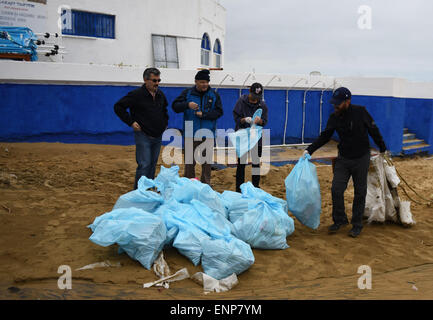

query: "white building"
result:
(1, 0), (226, 69)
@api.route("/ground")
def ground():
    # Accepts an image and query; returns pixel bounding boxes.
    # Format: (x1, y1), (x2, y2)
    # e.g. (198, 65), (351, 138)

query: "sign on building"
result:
(0, 0), (48, 33)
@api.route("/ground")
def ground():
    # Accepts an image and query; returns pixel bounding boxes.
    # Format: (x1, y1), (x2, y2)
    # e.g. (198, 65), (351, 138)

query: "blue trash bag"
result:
(197, 185), (228, 219)
(219, 190), (243, 209)
(240, 181), (288, 213)
(168, 199), (234, 241)
(285, 154), (322, 229)
(171, 177), (228, 218)
(164, 200), (208, 264)
(188, 200), (234, 240)
(171, 177), (203, 203)
(239, 182), (294, 237)
(227, 198), (250, 223)
(172, 218), (210, 266)
(112, 177), (163, 212)
(201, 237), (255, 280)
(228, 108), (263, 158)
(153, 201), (206, 265)
(88, 208), (167, 269)
(154, 165), (180, 199)
(220, 190), (261, 223)
(232, 201), (292, 249)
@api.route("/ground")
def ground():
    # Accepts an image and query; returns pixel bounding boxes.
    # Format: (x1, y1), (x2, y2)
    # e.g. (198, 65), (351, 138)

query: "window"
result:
(62, 10), (115, 39)
(213, 39), (222, 68)
(201, 33), (210, 66)
(152, 35), (179, 69)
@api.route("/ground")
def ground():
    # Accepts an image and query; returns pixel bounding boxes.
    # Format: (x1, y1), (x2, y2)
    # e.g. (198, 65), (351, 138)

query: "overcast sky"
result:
(219, 0), (433, 82)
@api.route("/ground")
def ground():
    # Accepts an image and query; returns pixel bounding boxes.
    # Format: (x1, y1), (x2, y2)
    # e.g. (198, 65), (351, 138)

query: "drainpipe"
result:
(263, 75), (282, 101)
(215, 74), (234, 92)
(240, 73), (256, 98)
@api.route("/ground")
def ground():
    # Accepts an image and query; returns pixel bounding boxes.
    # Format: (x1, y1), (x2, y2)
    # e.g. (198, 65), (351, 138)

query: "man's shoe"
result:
(348, 227), (362, 238)
(328, 223), (348, 234)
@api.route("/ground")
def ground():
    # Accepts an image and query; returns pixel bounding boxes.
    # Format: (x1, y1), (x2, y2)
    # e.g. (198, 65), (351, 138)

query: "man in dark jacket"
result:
(305, 87), (387, 238)
(114, 67), (168, 190)
(172, 69), (223, 185)
(233, 82), (269, 192)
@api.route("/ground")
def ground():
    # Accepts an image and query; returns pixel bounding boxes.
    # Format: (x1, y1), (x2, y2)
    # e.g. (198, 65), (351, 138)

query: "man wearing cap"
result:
(114, 67), (168, 190)
(233, 83), (269, 192)
(172, 69), (223, 185)
(304, 87), (387, 238)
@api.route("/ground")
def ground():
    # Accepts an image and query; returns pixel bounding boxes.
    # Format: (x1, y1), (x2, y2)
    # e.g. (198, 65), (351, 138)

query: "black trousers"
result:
(236, 142), (262, 193)
(331, 152), (370, 228)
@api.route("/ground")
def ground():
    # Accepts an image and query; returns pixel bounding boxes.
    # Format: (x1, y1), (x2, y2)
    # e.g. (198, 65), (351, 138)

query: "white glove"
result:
(303, 150), (309, 158)
(245, 117), (252, 124)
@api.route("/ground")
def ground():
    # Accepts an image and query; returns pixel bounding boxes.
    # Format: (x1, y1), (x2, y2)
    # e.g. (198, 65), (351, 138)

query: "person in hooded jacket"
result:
(172, 69), (223, 185)
(233, 82), (269, 193)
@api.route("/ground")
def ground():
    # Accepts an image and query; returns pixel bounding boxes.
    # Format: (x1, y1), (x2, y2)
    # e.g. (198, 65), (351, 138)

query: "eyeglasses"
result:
(151, 79), (161, 83)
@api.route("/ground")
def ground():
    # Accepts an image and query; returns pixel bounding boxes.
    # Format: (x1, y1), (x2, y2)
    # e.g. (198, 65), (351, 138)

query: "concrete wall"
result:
(37, 0), (226, 69)
(1, 60), (433, 155)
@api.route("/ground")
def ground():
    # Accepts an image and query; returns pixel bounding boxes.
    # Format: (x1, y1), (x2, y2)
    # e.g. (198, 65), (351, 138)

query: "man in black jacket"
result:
(233, 82), (268, 192)
(305, 87), (387, 238)
(114, 68), (169, 190)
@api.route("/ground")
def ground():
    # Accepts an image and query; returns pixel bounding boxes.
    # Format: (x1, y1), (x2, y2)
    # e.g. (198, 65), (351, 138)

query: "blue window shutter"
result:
(62, 10), (115, 39)
(214, 39), (221, 54)
(201, 33), (210, 50)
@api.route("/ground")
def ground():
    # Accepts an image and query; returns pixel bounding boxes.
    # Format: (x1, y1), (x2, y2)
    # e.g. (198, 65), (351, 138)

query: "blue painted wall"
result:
(0, 83), (430, 155)
(404, 98), (433, 154)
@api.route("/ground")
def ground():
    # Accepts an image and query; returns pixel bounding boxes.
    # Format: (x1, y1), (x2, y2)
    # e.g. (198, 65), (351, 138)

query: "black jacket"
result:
(114, 85), (169, 138)
(233, 94), (269, 131)
(307, 104), (387, 159)
(171, 86), (223, 120)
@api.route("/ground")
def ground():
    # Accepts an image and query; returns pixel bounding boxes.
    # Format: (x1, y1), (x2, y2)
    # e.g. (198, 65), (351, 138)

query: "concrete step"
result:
(402, 143), (431, 155)
(403, 128), (409, 134)
(403, 133), (416, 141)
(402, 138), (425, 147)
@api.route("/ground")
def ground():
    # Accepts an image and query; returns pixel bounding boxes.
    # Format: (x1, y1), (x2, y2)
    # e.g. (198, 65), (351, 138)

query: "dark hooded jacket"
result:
(233, 94), (269, 131)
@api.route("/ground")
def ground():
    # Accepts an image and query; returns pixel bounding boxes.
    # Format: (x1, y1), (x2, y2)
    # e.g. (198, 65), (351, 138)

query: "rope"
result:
(384, 154), (432, 206)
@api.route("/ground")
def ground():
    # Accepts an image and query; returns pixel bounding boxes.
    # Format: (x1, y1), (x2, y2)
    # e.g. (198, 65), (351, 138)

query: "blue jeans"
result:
(134, 131), (162, 190)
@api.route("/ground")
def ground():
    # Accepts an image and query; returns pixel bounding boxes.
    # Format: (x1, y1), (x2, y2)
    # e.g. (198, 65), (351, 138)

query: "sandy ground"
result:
(0, 141), (433, 300)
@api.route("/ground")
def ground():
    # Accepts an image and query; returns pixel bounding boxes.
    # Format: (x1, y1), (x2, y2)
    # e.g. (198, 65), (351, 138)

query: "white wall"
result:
(38, 0), (226, 69)
(3, 60), (433, 99)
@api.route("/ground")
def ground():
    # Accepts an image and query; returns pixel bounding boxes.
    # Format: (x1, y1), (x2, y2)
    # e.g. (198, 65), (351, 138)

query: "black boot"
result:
(328, 222), (349, 234)
(348, 226), (362, 238)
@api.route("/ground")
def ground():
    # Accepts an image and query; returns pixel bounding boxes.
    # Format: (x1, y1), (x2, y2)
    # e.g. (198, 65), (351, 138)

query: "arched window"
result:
(213, 39), (222, 68)
(201, 33), (210, 66)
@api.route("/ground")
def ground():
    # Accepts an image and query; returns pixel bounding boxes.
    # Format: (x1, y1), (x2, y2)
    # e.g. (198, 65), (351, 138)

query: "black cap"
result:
(195, 69), (210, 81)
(250, 82), (263, 99)
(330, 87), (351, 105)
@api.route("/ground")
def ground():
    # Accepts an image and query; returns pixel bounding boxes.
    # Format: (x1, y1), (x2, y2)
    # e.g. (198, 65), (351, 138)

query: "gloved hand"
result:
(303, 150), (309, 159)
(244, 117), (252, 124)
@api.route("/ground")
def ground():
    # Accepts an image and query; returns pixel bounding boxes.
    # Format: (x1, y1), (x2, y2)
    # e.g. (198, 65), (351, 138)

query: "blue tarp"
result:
(0, 27), (38, 61)
(88, 165), (296, 280)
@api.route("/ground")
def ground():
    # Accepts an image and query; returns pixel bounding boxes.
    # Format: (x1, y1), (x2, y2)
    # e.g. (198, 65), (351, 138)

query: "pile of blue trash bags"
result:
(88, 165), (298, 280)
(0, 27), (38, 61)
(89, 154), (322, 280)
